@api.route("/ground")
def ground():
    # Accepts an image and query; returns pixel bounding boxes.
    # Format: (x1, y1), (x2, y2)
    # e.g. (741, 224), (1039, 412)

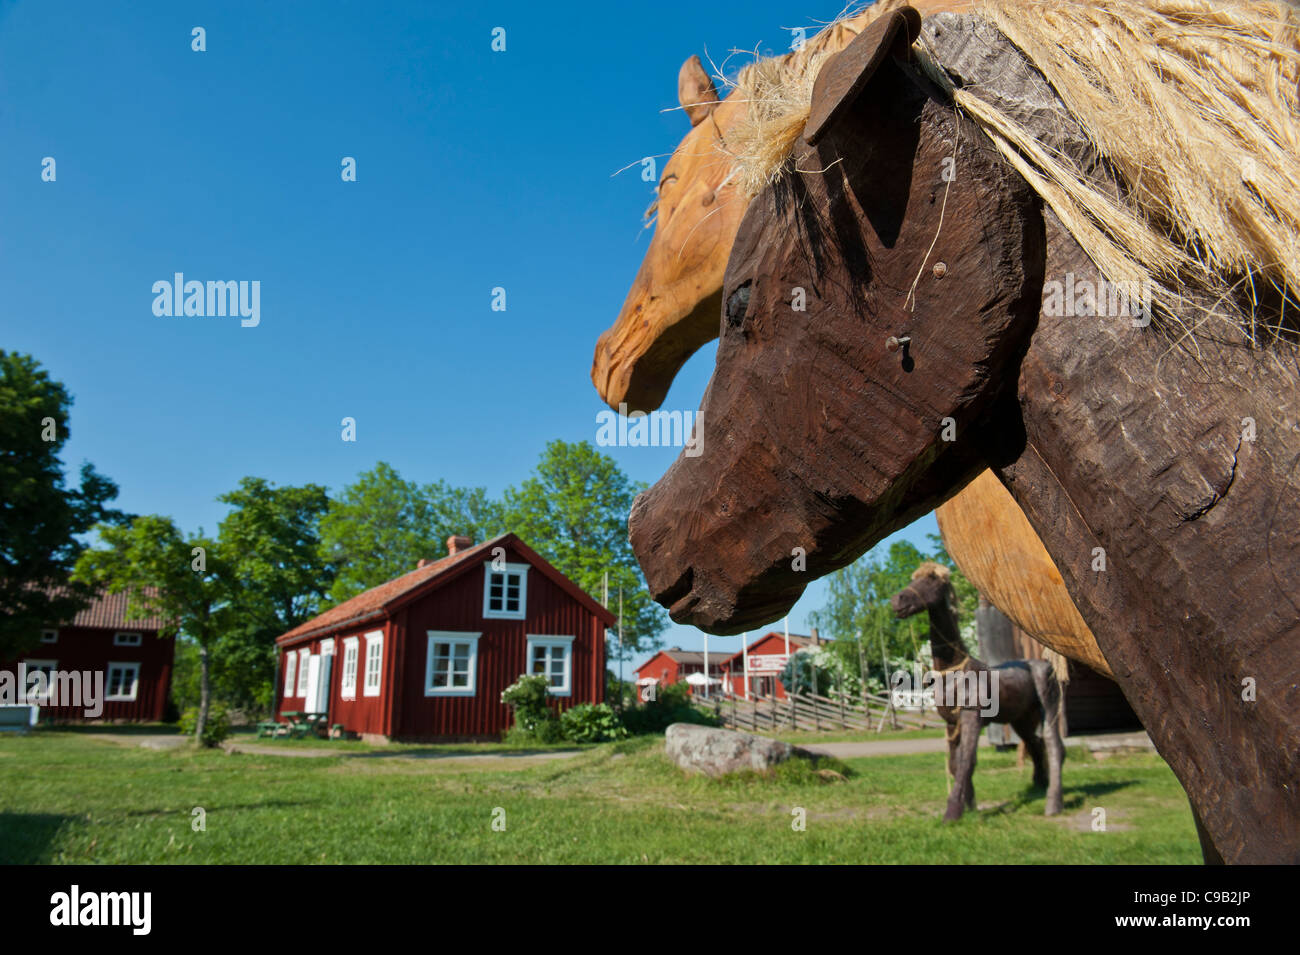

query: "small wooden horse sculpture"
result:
(891, 563), (1063, 821)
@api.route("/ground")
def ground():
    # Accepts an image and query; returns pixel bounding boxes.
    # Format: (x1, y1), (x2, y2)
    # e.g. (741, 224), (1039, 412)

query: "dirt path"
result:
(221, 742), (586, 764)
(801, 730), (1154, 759)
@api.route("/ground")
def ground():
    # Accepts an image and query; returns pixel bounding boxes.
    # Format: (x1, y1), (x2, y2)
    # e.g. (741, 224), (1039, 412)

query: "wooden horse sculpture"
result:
(591, 0), (1114, 678)
(891, 562), (1063, 821)
(628, 6), (1300, 863)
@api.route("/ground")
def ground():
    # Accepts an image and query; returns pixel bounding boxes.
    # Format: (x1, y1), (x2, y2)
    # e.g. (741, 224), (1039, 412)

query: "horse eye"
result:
(726, 281), (752, 329)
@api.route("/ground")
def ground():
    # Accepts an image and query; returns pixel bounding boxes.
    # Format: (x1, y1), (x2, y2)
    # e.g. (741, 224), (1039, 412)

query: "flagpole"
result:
(742, 631), (750, 700)
(618, 586), (624, 708)
(703, 630), (709, 699)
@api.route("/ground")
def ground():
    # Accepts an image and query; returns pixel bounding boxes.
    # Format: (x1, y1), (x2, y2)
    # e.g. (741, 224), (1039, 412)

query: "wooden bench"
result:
(0, 705), (38, 734)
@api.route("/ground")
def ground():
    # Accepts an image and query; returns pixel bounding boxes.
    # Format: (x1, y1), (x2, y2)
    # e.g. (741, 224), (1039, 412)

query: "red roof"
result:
(720, 632), (825, 666)
(275, 533), (617, 646)
(48, 587), (170, 631)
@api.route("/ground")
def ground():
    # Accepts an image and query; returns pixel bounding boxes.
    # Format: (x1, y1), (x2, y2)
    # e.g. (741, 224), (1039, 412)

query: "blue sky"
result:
(0, 0), (935, 670)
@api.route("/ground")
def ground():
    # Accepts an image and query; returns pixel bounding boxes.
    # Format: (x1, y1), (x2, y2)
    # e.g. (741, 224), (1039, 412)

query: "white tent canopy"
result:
(685, 672), (722, 686)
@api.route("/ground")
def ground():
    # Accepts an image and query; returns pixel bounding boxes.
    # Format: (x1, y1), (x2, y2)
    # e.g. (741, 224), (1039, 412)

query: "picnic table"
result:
(260, 711), (329, 739)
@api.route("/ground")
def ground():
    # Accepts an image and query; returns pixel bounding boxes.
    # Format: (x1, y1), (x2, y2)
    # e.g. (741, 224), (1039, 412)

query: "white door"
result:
(311, 654), (332, 716)
(303, 655), (320, 714)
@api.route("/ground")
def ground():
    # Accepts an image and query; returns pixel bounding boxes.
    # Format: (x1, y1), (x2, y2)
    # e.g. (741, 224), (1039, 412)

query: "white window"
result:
(297, 652), (311, 698)
(284, 650), (297, 696)
(363, 631), (383, 697)
(483, 562), (528, 619)
(40, 629), (58, 644)
(341, 638), (359, 699)
(24, 660), (57, 701)
(113, 632), (143, 647)
(425, 631), (480, 696)
(320, 638), (335, 657)
(106, 662), (140, 701)
(526, 635), (574, 696)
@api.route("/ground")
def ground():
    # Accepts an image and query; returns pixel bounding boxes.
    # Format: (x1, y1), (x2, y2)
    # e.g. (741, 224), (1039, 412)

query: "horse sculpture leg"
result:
(1030, 661), (1065, 816)
(944, 708), (983, 821)
(1012, 714), (1049, 788)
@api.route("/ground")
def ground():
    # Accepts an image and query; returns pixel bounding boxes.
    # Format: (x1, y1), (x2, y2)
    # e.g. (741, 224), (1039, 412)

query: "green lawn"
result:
(0, 730), (1200, 864)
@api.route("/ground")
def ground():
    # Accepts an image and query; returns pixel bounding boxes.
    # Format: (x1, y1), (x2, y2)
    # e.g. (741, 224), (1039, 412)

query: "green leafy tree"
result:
(319, 463), (504, 604)
(213, 477), (334, 710)
(809, 538), (979, 693)
(501, 440), (666, 660)
(0, 352), (123, 658)
(74, 517), (232, 743)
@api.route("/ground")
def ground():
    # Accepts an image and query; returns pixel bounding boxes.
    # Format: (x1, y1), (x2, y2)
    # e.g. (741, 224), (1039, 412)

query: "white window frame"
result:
(105, 661), (141, 702)
(24, 659), (57, 702)
(297, 651), (312, 699)
(40, 629), (58, 644)
(320, 638), (335, 657)
(482, 561), (529, 620)
(113, 631), (143, 647)
(526, 635), (574, 697)
(284, 650), (296, 696)
(424, 631), (481, 697)
(341, 638), (359, 700)
(363, 630), (384, 697)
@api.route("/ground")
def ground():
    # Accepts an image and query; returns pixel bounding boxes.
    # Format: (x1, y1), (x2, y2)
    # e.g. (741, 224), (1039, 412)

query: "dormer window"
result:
(483, 562), (528, 620)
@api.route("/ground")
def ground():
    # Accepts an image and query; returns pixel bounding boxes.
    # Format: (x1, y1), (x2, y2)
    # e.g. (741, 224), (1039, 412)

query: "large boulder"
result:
(664, 723), (812, 776)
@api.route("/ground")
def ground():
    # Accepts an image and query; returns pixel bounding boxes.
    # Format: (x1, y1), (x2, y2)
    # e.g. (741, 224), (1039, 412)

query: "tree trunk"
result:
(196, 644), (211, 744)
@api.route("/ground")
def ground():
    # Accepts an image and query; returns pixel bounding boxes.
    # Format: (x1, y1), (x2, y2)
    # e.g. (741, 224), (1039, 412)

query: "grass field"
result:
(0, 729), (1201, 864)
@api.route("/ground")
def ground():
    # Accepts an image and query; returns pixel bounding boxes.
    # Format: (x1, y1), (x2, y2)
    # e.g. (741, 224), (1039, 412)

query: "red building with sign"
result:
(274, 534), (615, 742)
(721, 631), (824, 700)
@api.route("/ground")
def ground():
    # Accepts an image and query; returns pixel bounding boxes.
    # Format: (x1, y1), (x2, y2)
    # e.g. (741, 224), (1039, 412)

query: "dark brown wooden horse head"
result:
(629, 11), (1046, 633)
(890, 561), (952, 619)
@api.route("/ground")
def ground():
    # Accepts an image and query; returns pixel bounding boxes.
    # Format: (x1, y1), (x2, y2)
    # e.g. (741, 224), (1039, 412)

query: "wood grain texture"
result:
(999, 209), (1300, 864)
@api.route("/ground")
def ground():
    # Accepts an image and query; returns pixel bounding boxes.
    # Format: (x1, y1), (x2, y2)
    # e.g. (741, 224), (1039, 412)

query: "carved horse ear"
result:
(803, 6), (922, 146)
(679, 55), (720, 126)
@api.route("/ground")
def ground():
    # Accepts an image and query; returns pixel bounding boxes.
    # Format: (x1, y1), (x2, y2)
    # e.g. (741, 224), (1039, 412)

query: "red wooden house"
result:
(0, 588), (174, 722)
(274, 533), (615, 742)
(633, 648), (729, 697)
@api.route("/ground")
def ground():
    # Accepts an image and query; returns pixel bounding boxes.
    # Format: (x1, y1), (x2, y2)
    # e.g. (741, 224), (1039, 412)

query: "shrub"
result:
(531, 717), (566, 743)
(621, 681), (721, 736)
(559, 703), (628, 743)
(178, 702), (230, 747)
(501, 673), (552, 732)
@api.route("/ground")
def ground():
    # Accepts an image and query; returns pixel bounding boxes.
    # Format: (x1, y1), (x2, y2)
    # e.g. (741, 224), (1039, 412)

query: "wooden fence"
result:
(701, 690), (932, 734)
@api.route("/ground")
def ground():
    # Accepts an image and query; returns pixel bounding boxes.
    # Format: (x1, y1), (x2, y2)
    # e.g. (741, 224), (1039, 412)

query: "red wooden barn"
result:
(0, 588), (174, 722)
(274, 533), (615, 742)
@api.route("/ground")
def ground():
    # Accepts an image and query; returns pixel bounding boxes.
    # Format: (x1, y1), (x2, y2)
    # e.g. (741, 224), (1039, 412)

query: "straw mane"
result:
(911, 561), (952, 581)
(726, 0), (1300, 344)
(726, 3), (910, 199)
